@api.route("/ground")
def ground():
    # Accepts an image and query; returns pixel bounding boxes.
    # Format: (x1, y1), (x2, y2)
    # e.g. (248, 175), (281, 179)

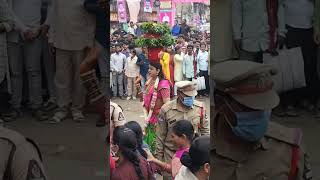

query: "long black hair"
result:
(180, 136), (210, 174)
(149, 62), (165, 80)
(172, 120), (195, 143)
(125, 121), (148, 159)
(113, 127), (145, 180)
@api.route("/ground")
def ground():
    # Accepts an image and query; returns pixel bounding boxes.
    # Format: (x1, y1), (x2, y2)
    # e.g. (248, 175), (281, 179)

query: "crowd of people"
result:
(107, 19), (211, 180)
(110, 20), (211, 100)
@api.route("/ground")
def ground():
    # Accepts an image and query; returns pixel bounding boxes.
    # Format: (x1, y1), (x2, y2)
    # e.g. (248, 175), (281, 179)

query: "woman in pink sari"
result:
(145, 120), (194, 178)
(136, 62), (171, 152)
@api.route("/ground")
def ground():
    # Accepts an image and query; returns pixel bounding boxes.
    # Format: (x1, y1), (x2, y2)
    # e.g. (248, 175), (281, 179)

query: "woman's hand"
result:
(144, 148), (156, 162)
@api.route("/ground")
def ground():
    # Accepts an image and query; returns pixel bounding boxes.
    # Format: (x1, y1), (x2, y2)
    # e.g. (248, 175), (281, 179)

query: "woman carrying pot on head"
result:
(135, 62), (171, 153)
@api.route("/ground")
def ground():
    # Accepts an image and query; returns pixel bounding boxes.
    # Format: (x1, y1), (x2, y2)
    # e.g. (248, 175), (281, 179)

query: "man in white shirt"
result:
(4, 0), (49, 121)
(232, 0), (284, 62)
(183, 45), (195, 81)
(127, 21), (135, 36)
(44, 0), (96, 123)
(196, 43), (209, 96)
(111, 44), (126, 99)
(278, 0), (319, 116)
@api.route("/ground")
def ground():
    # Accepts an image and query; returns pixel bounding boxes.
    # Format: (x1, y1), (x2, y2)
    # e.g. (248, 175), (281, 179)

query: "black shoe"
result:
(32, 109), (49, 121)
(2, 108), (22, 122)
(120, 96), (126, 100)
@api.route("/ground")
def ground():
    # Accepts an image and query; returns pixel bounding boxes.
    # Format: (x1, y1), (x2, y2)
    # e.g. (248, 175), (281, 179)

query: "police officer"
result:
(211, 60), (312, 180)
(109, 101), (126, 141)
(155, 81), (210, 179)
(0, 125), (48, 180)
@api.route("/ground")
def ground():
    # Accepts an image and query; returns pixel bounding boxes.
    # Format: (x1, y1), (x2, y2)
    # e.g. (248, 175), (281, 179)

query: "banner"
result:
(144, 0), (153, 13)
(159, 11), (172, 24)
(160, 0), (172, 10)
(127, 0), (141, 23)
(159, 0), (173, 26)
(117, 0), (127, 23)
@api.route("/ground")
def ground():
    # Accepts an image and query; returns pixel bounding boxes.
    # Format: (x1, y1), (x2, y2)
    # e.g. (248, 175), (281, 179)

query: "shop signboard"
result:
(117, 0), (128, 23)
(144, 0), (153, 13)
(159, 0), (173, 26)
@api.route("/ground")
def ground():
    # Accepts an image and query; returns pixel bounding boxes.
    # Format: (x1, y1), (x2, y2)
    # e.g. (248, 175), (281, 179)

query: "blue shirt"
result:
(137, 53), (149, 79)
(171, 24), (181, 36)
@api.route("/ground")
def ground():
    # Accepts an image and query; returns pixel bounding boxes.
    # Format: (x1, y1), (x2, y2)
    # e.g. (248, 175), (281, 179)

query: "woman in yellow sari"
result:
(159, 47), (171, 83)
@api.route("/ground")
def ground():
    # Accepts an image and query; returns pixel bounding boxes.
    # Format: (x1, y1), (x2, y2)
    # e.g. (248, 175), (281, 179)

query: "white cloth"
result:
(7, 0), (50, 43)
(111, 52), (126, 73)
(197, 50), (209, 71)
(232, 0), (285, 52)
(175, 166), (198, 180)
(46, 0), (96, 50)
(183, 54), (195, 79)
(282, 0), (314, 29)
(127, 26), (135, 35)
(125, 56), (140, 78)
(174, 54), (183, 82)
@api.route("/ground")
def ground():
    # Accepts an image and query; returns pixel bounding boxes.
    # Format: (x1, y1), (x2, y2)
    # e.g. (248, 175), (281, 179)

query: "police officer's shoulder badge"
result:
(118, 112), (125, 122)
(26, 160), (46, 180)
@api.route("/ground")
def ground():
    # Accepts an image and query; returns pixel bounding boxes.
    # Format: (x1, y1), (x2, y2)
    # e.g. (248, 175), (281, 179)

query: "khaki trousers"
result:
(55, 48), (85, 110)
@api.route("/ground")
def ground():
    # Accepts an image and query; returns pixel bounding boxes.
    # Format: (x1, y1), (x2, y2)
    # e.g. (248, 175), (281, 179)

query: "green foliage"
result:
(135, 22), (175, 48)
(140, 22), (171, 35)
(135, 35), (175, 48)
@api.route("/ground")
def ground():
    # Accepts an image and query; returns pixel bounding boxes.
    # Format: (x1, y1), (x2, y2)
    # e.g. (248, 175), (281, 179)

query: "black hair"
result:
(113, 127), (145, 180)
(149, 62), (165, 80)
(131, 49), (137, 56)
(187, 44), (194, 49)
(125, 121), (148, 159)
(200, 42), (207, 48)
(178, 35), (185, 39)
(172, 120), (194, 143)
(180, 136), (210, 175)
(175, 46), (181, 53)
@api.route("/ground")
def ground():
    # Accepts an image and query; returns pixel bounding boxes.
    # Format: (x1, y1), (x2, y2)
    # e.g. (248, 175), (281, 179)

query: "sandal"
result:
(72, 111), (85, 123)
(49, 110), (67, 124)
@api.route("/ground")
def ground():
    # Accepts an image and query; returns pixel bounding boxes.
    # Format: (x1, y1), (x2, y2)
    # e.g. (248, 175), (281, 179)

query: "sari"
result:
(143, 77), (171, 152)
(171, 148), (189, 178)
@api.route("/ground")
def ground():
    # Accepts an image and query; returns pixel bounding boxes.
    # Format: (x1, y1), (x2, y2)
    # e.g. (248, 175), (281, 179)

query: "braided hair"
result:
(113, 127), (145, 180)
(125, 121), (148, 159)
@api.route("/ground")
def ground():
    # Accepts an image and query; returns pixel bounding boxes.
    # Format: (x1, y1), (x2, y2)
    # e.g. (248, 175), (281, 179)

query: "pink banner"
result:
(159, 11), (173, 25)
(173, 0), (208, 2)
(117, 0), (127, 23)
(144, 0), (153, 13)
(160, 0), (174, 26)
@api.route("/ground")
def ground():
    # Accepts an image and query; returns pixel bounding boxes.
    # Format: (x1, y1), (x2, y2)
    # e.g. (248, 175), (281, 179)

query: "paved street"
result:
(3, 96), (320, 180)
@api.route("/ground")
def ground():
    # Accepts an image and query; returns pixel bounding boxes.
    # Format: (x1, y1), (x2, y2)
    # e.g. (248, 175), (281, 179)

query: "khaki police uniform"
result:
(110, 101), (126, 129)
(0, 126), (48, 180)
(109, 101), (126, 142)
(155, 81), (210, 164)
(211, 60), (312, 180)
